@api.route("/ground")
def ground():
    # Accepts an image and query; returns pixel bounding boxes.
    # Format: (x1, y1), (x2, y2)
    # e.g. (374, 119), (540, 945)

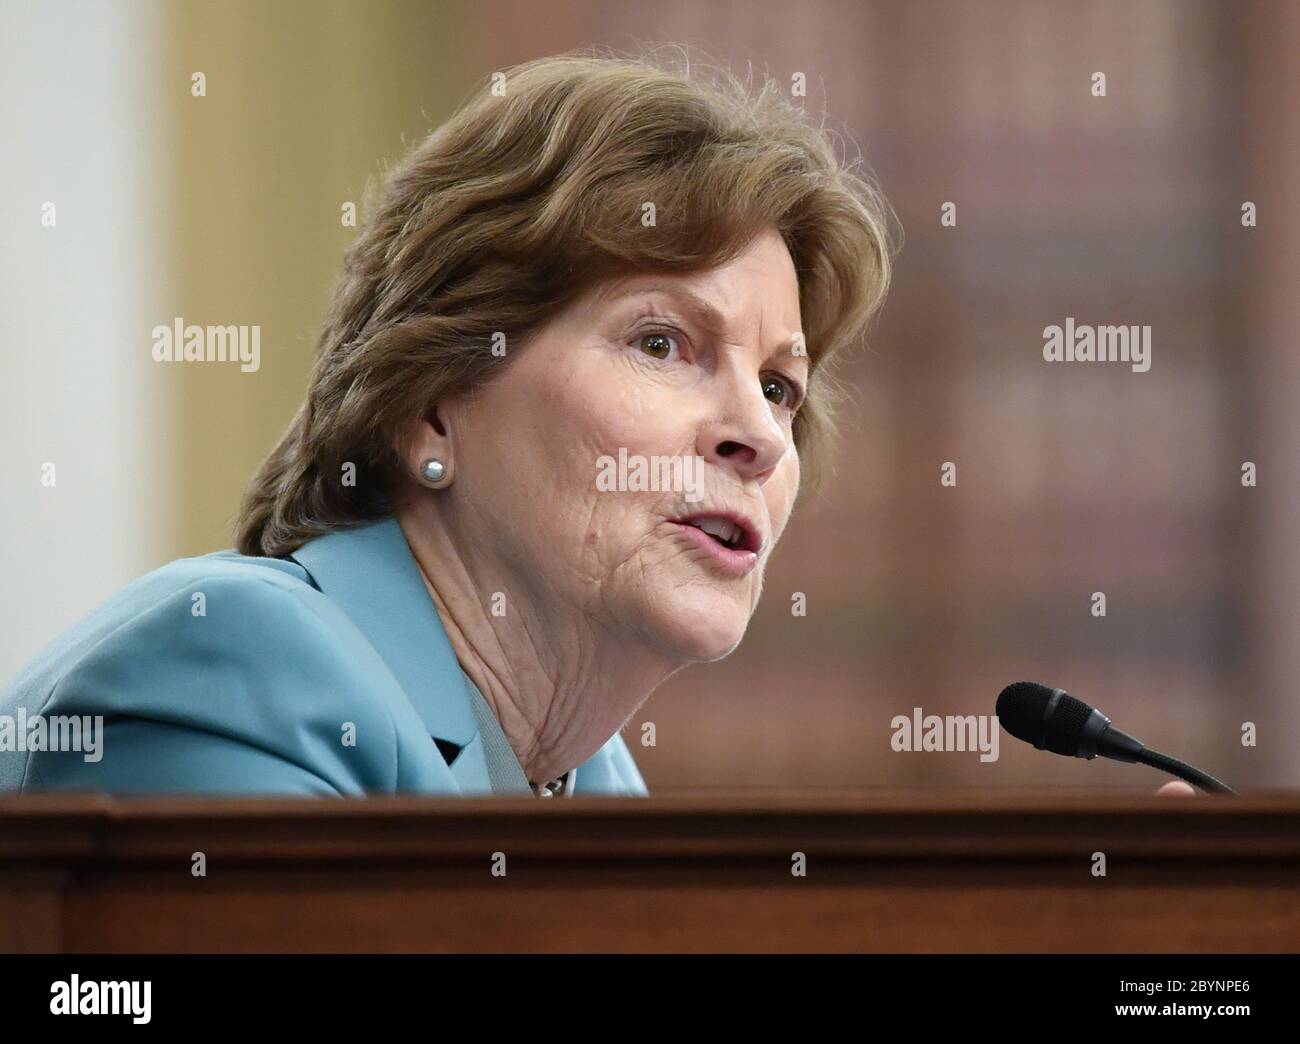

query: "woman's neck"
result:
(395, 509), (673, 784)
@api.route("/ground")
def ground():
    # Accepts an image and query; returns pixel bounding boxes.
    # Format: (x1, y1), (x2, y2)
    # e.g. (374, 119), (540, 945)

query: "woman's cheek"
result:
(769, 451), (800, 542)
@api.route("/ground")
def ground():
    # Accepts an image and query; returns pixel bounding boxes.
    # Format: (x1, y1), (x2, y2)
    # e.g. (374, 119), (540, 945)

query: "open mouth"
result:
(674, 514), (761, 554)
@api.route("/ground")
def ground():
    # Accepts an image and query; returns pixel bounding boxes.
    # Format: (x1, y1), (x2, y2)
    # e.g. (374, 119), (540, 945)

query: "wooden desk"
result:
(2, 790), (1298, 952)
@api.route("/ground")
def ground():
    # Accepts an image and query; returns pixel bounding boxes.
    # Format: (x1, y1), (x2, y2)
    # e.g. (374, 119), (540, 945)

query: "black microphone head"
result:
(996, 681), (1095, 756)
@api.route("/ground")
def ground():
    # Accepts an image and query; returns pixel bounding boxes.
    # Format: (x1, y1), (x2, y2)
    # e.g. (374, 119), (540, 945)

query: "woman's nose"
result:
(696, 379), (789, 484)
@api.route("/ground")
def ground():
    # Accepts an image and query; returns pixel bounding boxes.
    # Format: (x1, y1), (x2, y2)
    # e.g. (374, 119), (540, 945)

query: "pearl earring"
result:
(420, 458), (446, 484)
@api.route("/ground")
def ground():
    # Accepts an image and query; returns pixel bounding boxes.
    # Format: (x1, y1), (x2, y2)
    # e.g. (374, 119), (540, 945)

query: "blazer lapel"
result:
(289, 517), (484, 785)
(289, 516), (642, 796)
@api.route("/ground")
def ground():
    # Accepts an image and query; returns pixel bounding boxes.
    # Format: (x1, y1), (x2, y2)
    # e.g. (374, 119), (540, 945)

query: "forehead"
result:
(594, 234), (803, 338)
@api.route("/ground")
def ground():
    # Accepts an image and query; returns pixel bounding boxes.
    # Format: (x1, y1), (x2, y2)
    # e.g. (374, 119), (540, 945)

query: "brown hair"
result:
(235, 47), (896, 557)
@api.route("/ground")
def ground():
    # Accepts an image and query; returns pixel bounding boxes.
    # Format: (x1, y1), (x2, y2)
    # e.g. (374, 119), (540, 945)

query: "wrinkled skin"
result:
(396, 229), (808, 784)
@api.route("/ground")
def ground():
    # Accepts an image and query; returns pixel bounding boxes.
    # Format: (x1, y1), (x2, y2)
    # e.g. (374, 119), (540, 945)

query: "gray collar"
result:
(464, 673), (575, 797)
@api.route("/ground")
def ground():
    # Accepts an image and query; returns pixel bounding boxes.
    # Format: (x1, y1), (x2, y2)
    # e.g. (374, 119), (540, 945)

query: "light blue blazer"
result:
(0, 517), (648, 797)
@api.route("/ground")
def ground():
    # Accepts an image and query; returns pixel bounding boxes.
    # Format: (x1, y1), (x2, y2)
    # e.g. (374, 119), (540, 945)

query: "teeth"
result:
(695, 517), (742, 547)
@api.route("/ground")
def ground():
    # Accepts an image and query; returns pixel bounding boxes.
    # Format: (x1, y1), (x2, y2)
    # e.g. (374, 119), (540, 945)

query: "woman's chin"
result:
(643, 589), (753, 663)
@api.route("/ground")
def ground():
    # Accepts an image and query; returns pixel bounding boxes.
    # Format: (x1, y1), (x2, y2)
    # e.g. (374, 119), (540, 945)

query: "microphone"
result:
(996, 681), (1236, 794)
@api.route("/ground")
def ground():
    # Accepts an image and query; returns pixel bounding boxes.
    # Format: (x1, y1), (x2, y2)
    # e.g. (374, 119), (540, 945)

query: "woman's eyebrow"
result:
(616, 282), (802, 358)
(614, 282), (729, 333)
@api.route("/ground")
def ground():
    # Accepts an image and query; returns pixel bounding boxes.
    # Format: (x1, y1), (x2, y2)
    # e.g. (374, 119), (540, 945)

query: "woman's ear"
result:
(404, 403), (456, 490)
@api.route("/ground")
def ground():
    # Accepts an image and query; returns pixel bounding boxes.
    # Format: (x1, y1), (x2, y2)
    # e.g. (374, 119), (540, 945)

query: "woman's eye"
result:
(762, 375), (793, 406)
(636, 332), (678, 360)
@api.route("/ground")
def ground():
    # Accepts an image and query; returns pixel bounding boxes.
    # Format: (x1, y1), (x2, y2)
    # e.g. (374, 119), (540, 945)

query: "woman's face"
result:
(440, 228), (807, 663)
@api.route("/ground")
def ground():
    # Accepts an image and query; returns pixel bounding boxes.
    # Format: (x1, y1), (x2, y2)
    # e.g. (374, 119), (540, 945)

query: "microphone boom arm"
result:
(1137, 747), (1236, 794)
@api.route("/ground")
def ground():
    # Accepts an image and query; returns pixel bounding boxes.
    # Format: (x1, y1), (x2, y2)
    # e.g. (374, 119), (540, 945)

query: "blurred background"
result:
(2, 0), (1297, 791)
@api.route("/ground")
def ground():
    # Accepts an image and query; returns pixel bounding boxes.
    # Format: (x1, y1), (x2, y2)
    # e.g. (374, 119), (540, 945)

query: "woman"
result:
(0, 52), (893, 797)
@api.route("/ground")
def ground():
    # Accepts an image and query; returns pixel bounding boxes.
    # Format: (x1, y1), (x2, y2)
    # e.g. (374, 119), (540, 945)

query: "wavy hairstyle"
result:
(235, 48), (896, 557)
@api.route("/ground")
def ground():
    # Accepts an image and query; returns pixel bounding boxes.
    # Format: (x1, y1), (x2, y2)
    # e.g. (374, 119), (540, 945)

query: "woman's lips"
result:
(671, 521), (760, 577)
